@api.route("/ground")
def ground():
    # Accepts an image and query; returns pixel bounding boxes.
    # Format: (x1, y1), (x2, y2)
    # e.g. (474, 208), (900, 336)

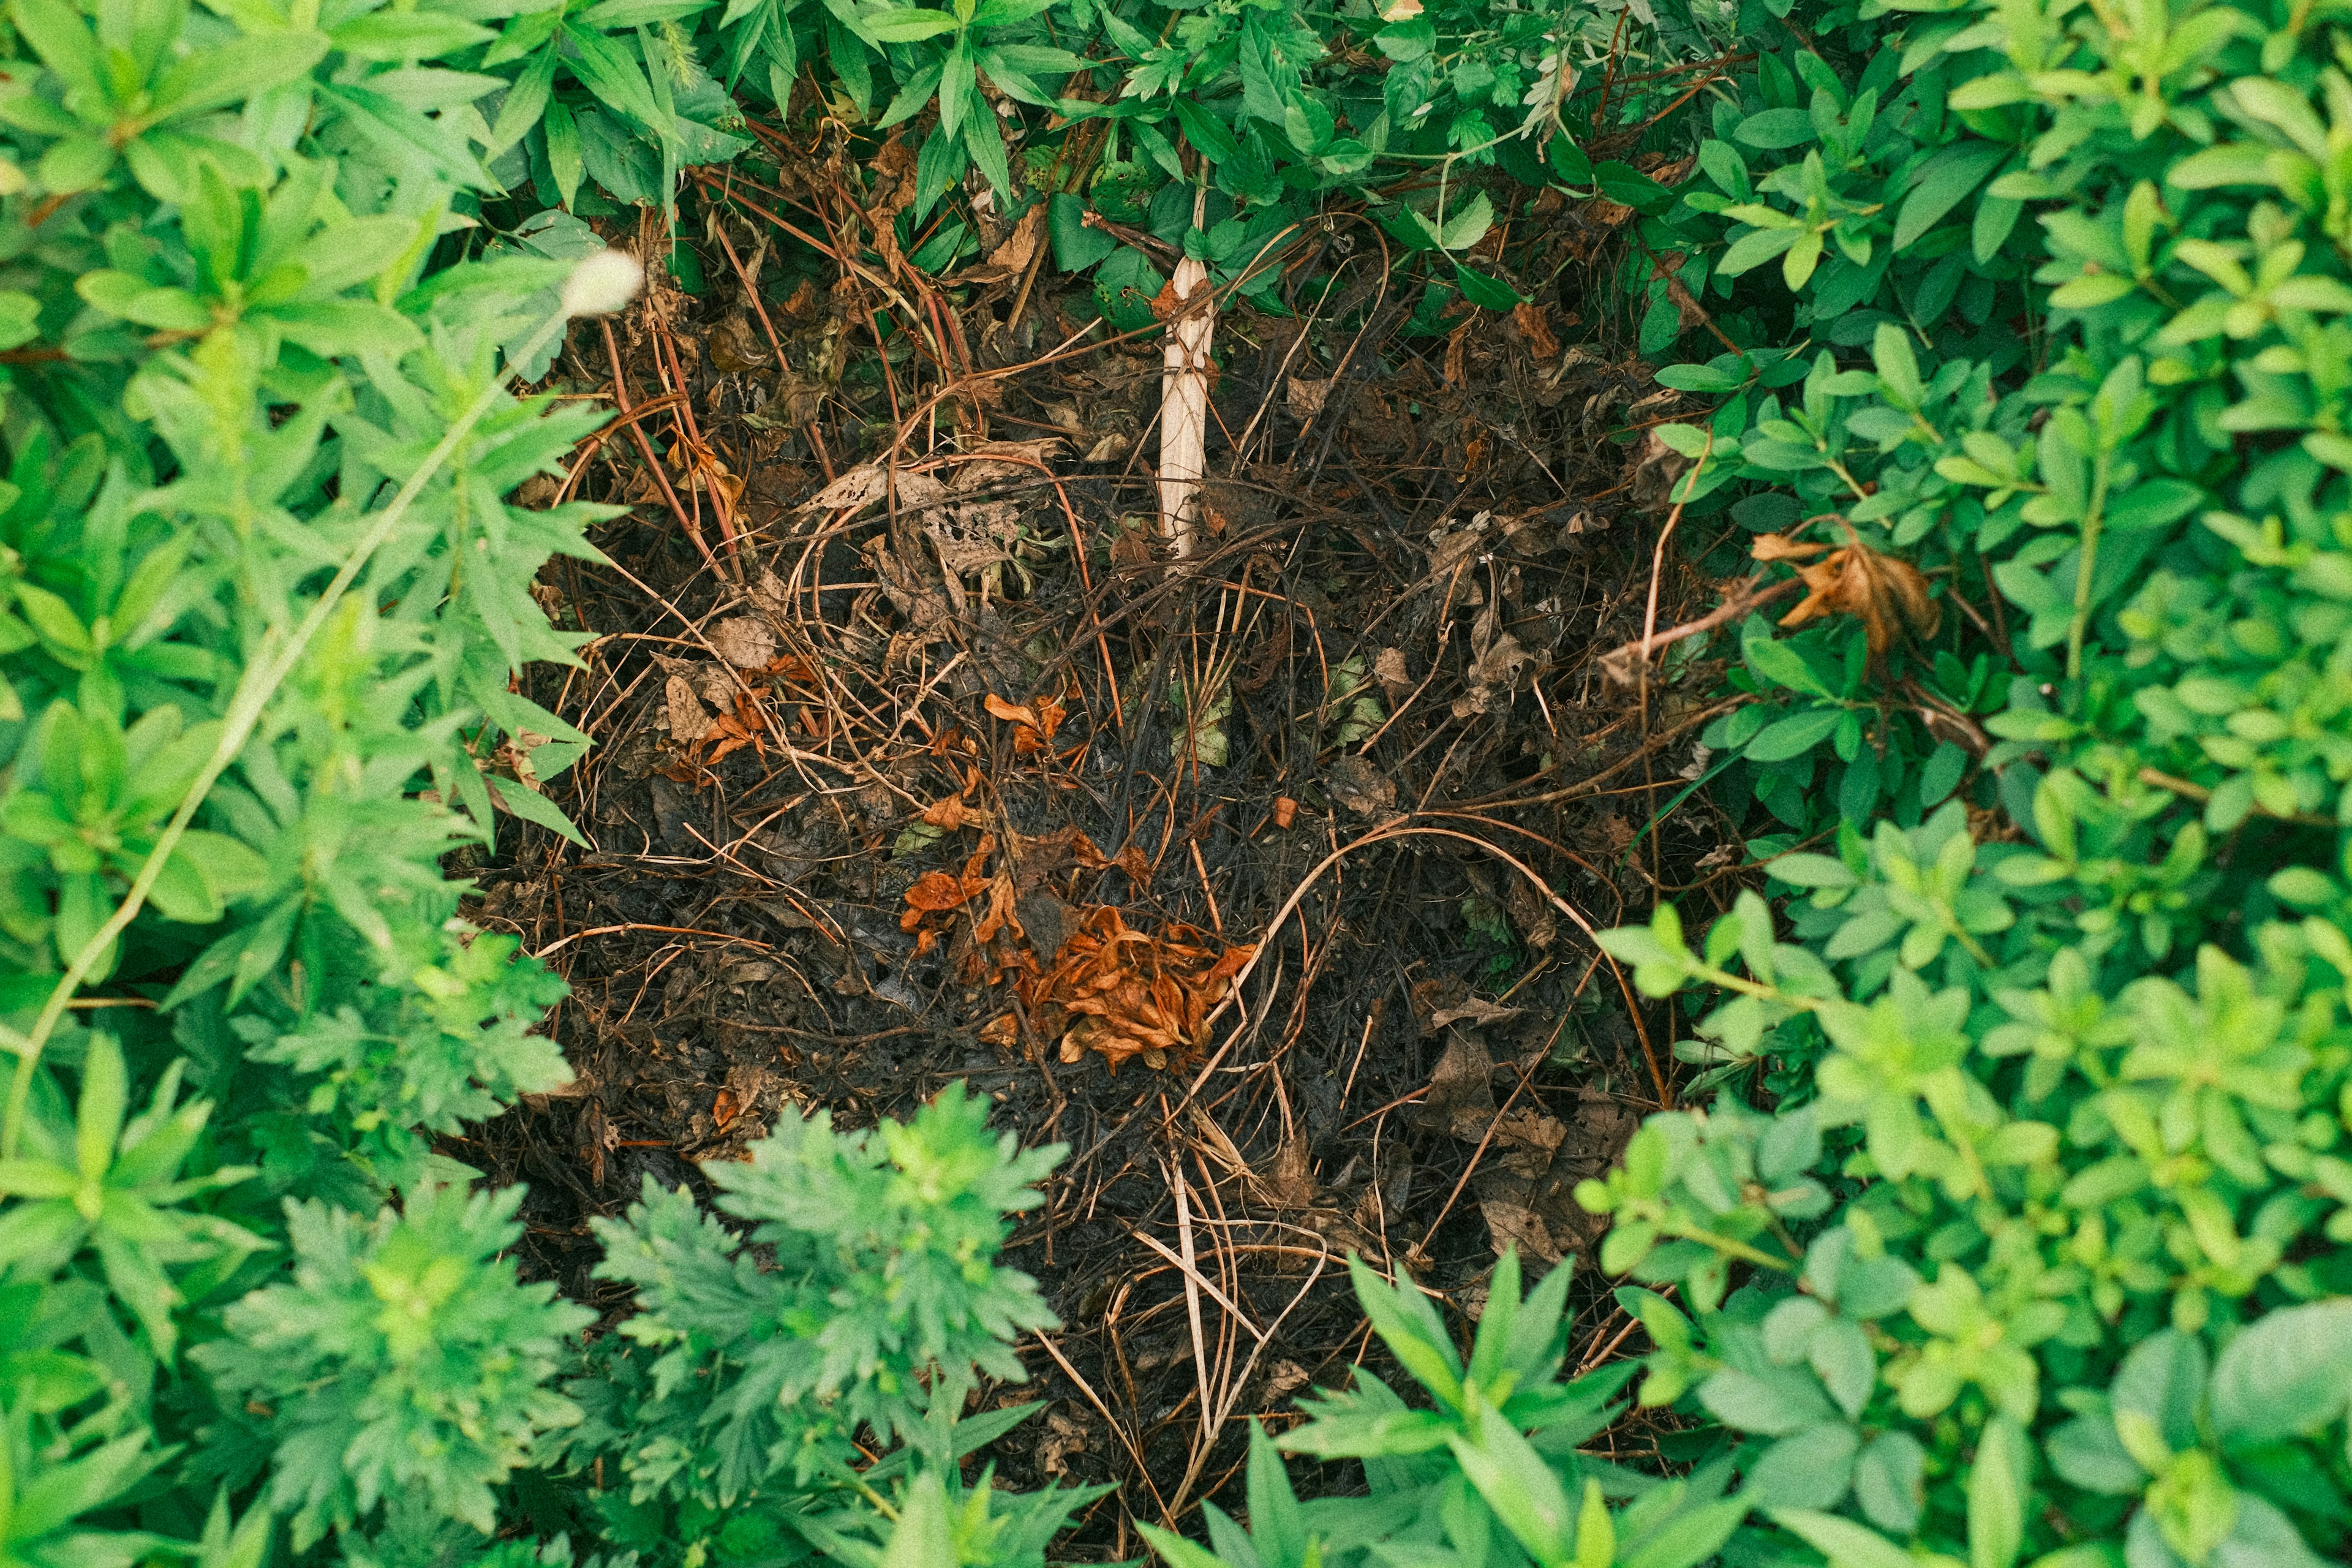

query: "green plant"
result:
(562, 1084), (1098, 1567)
(1141, 1250), (1754, 1568)
(1555, 0), (2352, 1558)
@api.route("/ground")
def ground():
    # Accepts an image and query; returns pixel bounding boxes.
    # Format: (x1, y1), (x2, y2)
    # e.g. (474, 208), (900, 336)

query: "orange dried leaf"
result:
(985, 693), (1041, 728)
(1760, 527), (1940, 655)
(1750, 532), (1834, 562)
(1272, 796), (1298, 829)
(922, 797), (970, 830)
(902, 870), (974, 930)
(713, 1088), (741, 1129)
(971, 873), (1023, 945)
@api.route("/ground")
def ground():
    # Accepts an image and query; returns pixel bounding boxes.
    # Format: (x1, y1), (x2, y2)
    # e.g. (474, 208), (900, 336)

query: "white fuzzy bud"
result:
(559, 249), (644, 318)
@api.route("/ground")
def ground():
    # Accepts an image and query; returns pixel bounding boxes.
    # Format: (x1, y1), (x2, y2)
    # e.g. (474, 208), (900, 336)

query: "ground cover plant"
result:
(6, 0), (2352, 1559)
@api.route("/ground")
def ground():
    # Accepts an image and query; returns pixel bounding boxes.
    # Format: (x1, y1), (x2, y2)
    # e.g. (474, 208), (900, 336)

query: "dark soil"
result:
(454, 164), (1739, 1556)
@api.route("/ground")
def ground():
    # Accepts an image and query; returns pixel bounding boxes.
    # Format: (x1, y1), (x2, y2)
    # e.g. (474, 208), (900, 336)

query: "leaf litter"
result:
(459, 178), (1766, 1550)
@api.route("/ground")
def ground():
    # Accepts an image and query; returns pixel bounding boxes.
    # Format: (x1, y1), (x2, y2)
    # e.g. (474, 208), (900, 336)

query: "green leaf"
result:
(1136, 1525), (1227, 1568)
(880, 1471), (956, 1568)
(149, 32), (330, 119)
(1893, 143), (2009, 251)
(1446, 1403), (1572, 1564)
(1969, 1416), (2027, 1568)
(76, 1032), (127, 1184)
(1455, 262), (1521, 310)
(1439, 191), (1494, 252)
(1735, 108), (1817, 149)
(1619, 1498), (1747, 1568)
(1348, 1255), (1464, 1406)
(543, 98), (584, 208)
(863, 5), (959, 39)
(1744, 706), (1844, 762)
(2209, 1300), (2352, 1446)
(1770, 1508), (1918, 1568)
(1854, 1431), (1927, 1533)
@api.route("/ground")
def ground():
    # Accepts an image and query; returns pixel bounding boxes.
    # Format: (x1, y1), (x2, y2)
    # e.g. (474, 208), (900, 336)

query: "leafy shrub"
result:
(1554, 0), (2352, 1560)
(0, 0), (1695, 1555)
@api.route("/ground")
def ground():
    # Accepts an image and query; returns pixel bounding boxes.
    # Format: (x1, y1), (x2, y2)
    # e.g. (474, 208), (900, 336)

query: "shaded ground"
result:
(454, 148), (1741, 1555)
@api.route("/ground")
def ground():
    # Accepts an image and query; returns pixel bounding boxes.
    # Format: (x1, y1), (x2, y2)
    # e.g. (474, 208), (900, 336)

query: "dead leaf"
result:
(1261, 1360), (1311, 1403)
(986, 690), (1068, 755)
(1512, 301), (1560, 360)
(1269, 1138), (1318, 1207)
(1037, 1409), (1088, 1479)
(949, 438), (1066, 489)
(1019, 905), (1254, 1073)
(1758, 524), (1941, 654)
(984, 693), (1040, 728)
(710, 616), (777, 668)
(1287, 376), (1331, 418)
(900, 869), (977, 925)
(922, 796), (973, 830)
(804, 463), (949, 515)
(1272, 796), (1298, 829)
(1626, 429), (1690, 508)
(666, 435), (744, 508)
(966, 202), (1045, 284)
(1452, 596), (1537, 719)
(1324, 755), (1396, 816)
(1428, 996), (1525, 1033)
(1411, 1035), (1498, 1142)
(1472, 1084), (1638, 1262)
(665, 676), (715, 742)
(1373, 646), (1412, 700)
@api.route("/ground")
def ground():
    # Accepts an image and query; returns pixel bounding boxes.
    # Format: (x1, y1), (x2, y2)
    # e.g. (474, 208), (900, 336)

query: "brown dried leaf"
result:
(901, 870), (975, 928)
(1765, 526), (1941, 654)
(665, 676), (714, 742)
(1511, 301), (1560, 360)
(1750, 532), (1834, 562)
(710, 616), (777, 668)
(984, 692), (1040, 728)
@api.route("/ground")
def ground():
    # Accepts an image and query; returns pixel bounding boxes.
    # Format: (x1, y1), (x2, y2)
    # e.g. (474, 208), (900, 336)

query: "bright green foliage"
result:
(565, 1084), (1093, 1566)
(0, 0), (1683, 1556)
(195, 1183), (595, 1549)
(1137, 1249), (1749, 1568)
(1563, 0), (2352, 1556)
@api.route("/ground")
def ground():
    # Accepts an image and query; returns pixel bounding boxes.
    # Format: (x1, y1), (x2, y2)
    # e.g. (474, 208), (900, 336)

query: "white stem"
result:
(1158, 252), (1214, 561)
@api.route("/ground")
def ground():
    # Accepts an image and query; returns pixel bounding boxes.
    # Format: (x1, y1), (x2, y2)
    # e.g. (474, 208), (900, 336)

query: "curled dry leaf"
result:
(1511, 301), (1560, 360)
(1272, 796), (1298, 829)
(666, 435), (744, 508)
(1754, 524), (1940, 655)
(1017, 905), (1255, 1073)
(984, 691), (1068, 755)
(922, 796), (973, 831)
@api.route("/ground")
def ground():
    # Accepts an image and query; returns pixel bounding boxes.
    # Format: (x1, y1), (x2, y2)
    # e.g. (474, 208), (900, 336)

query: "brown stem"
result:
(601, 318), (719, 575)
